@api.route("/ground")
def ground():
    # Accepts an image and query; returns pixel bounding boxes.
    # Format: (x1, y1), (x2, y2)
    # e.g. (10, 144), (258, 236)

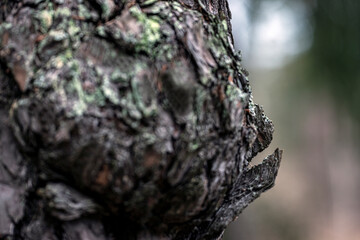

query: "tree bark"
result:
(0, 1), (282, 239)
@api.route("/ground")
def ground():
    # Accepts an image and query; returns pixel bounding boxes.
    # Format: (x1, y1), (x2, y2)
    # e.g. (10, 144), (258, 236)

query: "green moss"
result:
(200, 76), (211, 85)
(37, 29), (70, 59)
(131, 78), (157, 118)
(96, 25), (107, 37)
(129, 6), (161, 55)
(64, 60), (87, 116)
(141, 0), (158, 7)
(71, 84), (87, 116)
(78, 4), (92, 19)
(172, 1), (184, 13)
(121, 92), (142, 121)
(221, 19), (228, 32)
(141, 132), (157, 145)
(54, 7), (71, 18)
(99, 0), (115, 19)
(35, 10), (53, 33)
(110, 69), (129, 84)
(83, 88), (106, 106)
(68, 21), (81, 37)
(225, 83), (247, 102)
(146, 1), (170, 16)
(101, 77), (120, 105)
(189, 142), (200, 151)
(48, 29), (67, 41)
(145, 17), (161, 43)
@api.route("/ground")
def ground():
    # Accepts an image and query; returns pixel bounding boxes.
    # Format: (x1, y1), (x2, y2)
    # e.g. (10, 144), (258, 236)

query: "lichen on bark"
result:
(0, 0), (282, 239)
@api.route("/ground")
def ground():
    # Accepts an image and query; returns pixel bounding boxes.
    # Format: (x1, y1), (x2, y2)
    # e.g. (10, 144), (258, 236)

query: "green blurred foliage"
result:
(248, 0), (360, 123)
(249, 0), (360, 133)
(306, 0), (360, 122)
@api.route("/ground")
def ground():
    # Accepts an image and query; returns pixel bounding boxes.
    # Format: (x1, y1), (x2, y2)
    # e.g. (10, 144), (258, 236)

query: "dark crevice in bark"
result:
(0, 60), (21, 105)
(13, 183), (39, 240)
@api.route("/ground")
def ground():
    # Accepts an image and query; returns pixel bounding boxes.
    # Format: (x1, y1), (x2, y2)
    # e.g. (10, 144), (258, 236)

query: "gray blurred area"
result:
(224, 0), (360, 239)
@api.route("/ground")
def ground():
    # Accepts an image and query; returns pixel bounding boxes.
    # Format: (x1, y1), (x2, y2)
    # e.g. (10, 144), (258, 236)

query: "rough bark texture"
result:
(0, 0), (282, 239)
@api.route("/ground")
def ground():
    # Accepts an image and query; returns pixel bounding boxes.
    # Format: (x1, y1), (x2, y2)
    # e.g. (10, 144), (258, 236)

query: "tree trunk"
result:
(0, 1), (281, 239)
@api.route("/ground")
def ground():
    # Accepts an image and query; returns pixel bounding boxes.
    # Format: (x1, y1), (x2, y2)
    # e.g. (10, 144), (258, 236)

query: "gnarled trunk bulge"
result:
(0, 1), (281, 239)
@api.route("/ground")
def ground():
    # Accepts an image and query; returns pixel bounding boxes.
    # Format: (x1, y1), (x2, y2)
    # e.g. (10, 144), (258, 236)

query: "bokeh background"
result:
(224, 0), (360, 239)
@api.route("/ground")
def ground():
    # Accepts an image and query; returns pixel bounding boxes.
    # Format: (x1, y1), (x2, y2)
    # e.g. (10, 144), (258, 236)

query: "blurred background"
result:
(224, 0), (360, 239)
